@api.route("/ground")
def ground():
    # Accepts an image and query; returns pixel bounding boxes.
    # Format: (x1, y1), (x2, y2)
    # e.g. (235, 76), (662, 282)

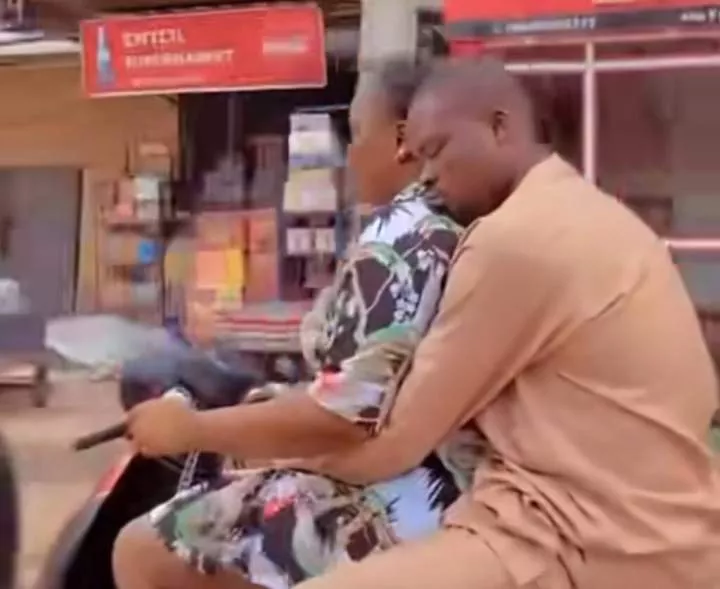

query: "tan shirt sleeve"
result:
(301, 222), (570, 484)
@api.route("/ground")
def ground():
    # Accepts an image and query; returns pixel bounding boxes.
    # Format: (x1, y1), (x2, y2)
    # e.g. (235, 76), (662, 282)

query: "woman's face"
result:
(347, 86), (408, 206)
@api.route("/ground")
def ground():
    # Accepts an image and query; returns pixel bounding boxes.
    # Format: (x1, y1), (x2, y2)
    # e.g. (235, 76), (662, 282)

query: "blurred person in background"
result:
(112, 57), (485, 589)
(0, 432), (18, 589)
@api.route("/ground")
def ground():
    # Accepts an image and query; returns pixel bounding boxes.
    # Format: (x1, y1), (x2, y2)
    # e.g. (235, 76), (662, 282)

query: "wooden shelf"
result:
(103, 212), (191, 232)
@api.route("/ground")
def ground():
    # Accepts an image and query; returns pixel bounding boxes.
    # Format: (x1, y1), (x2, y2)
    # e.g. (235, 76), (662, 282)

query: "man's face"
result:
(406, 90), (509, 224)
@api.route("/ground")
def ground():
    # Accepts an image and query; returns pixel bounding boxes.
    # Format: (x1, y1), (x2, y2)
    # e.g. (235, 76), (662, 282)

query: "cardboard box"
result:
(103, 234), (142, 266)
(313, 228), (336, 254)
(250, 135), (286, 208)
(195, 212), (247, 249)
(117, 177), (139, 207)
(101, 280), (131, 310)
(245, 252), (281, 303)
(288, 112), (344, 169)
(283, 168), (339, 212)
(245, 209), (278, 254)
(131, 142), (173, 177)
(286, 228), (313, 255)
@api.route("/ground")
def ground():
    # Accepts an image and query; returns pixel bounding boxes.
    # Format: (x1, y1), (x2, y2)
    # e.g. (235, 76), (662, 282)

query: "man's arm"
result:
(300, 227), (570, 484)
(167, 232), (454, 461)
(193, 393), (369, 460)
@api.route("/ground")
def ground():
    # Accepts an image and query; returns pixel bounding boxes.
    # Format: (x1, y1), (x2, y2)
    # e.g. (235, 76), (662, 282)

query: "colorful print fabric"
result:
(149, 183), (486, 589)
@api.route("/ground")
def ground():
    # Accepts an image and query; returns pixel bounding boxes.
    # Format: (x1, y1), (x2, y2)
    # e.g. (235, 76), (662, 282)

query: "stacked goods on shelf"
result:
(164, 230), (194, 325)
(186, 212), (247, 344)
(200, 154), (246, 206)
(244, 208), (280, 303)
(186, 208), (286, 345)
(95, 140), (180, 324)
(99, 175), (167, 322)
(249, 135), (287, 209)
(131, 141), (173, 178)
(284, 112), (342, 213)
(282, 112), (345, 296)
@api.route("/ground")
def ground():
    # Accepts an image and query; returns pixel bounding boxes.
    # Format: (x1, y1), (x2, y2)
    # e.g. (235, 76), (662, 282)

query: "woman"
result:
(113, 58), (484, 589)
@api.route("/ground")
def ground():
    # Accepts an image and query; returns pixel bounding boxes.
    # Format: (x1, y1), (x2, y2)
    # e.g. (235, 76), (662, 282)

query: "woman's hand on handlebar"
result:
(127, 397), (199, 457)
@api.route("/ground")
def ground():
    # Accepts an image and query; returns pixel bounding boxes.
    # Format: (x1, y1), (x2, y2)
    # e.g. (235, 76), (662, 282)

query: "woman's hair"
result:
(365, 57), (431, 121)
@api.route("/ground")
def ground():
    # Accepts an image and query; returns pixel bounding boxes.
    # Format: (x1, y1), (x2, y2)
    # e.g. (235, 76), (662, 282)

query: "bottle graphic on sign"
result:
(96, 25), (115, 87)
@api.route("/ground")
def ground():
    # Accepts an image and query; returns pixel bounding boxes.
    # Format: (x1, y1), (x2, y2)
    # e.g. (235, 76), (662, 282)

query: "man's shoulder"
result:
(458, 214), (556, 278)
(459, 174), (661, 285)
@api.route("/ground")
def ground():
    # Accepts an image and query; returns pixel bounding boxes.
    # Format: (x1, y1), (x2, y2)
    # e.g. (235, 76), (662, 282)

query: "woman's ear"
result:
(395, 146), (414, 165)
(395, 120), (406, 147)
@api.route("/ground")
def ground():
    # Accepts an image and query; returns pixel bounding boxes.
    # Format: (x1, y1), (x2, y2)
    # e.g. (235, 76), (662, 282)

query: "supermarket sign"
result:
(81, 3), (327, 97)
(445, 0), (720, 39)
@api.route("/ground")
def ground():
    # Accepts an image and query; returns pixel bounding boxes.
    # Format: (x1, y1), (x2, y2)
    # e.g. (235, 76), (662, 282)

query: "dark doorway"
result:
(0, 168), (81, 316)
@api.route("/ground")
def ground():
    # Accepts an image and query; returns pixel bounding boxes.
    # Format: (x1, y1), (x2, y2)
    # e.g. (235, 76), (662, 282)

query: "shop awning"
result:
(445, 0), (720, 41)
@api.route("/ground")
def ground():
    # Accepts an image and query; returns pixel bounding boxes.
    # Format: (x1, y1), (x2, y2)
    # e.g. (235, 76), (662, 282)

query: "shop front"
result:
(80, 2), (360, 363)
(445, 0), (720, 369)
(0, 59), (178, 318)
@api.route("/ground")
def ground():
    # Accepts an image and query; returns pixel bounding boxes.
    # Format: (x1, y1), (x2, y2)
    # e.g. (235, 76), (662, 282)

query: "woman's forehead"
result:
(351, 88), (394, 128)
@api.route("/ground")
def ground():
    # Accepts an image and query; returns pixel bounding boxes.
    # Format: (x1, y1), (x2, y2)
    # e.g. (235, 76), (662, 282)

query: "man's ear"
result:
(491, 109), (510, 144)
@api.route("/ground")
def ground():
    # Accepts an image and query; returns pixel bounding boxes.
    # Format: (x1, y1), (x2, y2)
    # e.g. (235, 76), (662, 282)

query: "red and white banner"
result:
(445, 0), (720, 39)
(81, 3), (327, 98)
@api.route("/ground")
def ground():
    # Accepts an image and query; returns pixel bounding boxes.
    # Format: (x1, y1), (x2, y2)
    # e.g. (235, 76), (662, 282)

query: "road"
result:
(0, 374), (123, 589)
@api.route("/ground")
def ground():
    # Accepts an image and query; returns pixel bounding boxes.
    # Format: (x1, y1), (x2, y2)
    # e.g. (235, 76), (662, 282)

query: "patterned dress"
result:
(149, 183), (486, 589)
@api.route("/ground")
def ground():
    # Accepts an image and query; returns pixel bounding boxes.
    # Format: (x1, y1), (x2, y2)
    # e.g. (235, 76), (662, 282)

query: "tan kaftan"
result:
(299, 155), (720, 589)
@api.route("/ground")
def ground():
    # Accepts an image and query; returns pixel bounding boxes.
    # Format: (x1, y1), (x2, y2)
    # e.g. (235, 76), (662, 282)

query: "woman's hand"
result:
(126, 397), (200, 457)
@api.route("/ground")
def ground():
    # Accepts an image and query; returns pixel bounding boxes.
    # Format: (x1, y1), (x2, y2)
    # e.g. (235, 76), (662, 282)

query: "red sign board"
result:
(445, 0), (720, 39)
(81, 4), (327, 97)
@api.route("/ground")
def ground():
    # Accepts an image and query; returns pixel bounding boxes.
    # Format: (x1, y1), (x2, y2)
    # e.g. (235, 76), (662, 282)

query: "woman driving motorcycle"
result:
(113, 57), (485, 589)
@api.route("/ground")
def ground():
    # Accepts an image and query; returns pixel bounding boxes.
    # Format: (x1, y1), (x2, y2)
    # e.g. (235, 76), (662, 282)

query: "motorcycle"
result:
(33, 344), (266, 589)
(0, 431), (18, 589)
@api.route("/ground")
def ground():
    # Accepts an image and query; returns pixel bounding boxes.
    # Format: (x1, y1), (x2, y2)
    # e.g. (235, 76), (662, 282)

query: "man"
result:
(293, 58), (720, 589)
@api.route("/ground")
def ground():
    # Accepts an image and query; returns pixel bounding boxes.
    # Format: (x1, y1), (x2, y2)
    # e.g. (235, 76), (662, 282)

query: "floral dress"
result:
(148, 183), (486, 589)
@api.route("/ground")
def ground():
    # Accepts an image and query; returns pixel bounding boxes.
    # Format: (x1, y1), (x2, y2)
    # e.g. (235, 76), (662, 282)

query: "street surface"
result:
(0, 374), (123, 589)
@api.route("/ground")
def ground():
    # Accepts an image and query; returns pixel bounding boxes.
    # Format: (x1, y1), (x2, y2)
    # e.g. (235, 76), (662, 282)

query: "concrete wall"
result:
(0, 63), (178, 311)
(358, 0), (441, 63)
(0, 64), (177, 169)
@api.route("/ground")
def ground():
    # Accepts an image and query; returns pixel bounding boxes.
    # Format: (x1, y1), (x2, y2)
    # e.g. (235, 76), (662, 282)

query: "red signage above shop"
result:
(81, 4), (327, 98)
(445, 0), (720, 39)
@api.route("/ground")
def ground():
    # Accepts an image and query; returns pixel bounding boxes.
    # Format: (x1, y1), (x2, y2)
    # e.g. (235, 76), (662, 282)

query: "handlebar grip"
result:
(72, 422), (127, 451)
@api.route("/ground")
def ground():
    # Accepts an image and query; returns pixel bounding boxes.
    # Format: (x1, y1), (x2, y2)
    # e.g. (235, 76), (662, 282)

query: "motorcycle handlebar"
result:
(72, 387), (191, 452)
(72, 423), (127, 451)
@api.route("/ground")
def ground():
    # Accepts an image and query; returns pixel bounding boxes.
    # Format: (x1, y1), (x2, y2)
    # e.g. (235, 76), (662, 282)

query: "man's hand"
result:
(126, 397), (199, 457)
